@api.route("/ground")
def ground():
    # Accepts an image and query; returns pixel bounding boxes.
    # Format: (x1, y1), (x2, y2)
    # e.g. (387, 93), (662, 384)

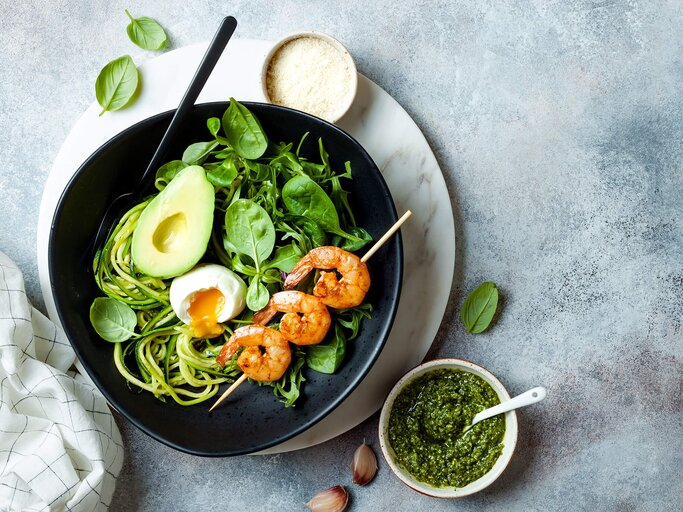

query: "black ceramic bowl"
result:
(49, 102), (402, 456)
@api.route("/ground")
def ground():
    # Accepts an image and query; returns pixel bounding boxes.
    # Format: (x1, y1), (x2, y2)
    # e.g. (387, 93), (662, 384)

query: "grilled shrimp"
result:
(215, 325), (291, 382)
(253, 291), (331, 345)
(284, 246), (371, 309)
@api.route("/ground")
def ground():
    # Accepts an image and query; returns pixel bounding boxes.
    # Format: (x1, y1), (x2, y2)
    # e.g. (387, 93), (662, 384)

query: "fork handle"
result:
(138, 16), (237, 187)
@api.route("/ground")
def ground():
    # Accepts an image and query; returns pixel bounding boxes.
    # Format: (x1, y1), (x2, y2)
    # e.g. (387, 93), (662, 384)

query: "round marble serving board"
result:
(37, 39), (455, 454)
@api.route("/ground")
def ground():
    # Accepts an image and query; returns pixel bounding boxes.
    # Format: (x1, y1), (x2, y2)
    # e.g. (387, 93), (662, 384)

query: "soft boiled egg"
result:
(170, 264), (247, 338)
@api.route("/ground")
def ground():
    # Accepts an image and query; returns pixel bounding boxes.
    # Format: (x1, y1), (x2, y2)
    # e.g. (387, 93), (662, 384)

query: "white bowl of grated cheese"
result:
(261, 31), (358, 124)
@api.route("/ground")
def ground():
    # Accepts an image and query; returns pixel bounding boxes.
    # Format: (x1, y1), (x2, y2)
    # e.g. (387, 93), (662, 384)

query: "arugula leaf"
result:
(89, 297), (137, 342)
(124, 10), (167, 50)
(271, 349), (306, 407)
(95, 55), (139, 115)
(460, 282), (499, 334)
(222, 98), (268, 159)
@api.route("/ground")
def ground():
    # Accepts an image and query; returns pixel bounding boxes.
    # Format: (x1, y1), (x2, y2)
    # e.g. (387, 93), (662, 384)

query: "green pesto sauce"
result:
(388, 369), (505, 488)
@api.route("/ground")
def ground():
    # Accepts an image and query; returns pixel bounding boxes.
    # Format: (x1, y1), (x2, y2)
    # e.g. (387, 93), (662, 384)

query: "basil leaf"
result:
(246, 278), (270, 311)
(222, 97), (268, 159)
(89, 297), (137, 342)
(460, 282), (499, 334)
(207, 117), (221, 137)
(224, 199), (275, 267)
(206, 159), (238, 187)
(154, 160), (186, 189)
(182, 140), (218, 165)
(95, 55), (139, 116)
(265, 244), (304, 273)
(124, 10), (167, 50)
(306, 324), (346, 374)
(282, 175), (361, 242)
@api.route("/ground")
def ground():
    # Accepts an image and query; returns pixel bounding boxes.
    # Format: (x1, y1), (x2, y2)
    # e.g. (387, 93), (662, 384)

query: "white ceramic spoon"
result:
(466, 386), (547, 432)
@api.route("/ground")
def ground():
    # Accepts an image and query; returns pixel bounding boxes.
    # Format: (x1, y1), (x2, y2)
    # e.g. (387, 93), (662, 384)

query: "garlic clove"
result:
(351, 442), (378, 486)
(306, 485), (349, 512)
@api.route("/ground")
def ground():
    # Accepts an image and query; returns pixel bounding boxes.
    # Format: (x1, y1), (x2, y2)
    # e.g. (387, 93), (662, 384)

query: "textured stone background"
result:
(1, 0), (681, 510)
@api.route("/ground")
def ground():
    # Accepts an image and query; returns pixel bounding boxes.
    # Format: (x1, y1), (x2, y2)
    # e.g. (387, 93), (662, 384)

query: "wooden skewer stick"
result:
(209, 373), (247, 412)
(209, 210), (412, 411)
(360, 210), (412, 263)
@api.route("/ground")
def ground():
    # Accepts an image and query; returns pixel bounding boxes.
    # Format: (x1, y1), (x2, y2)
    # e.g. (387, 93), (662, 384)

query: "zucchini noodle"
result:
(95, 201), (241, 406)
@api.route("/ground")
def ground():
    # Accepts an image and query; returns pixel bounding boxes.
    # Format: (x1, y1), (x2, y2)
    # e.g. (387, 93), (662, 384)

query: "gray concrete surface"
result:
(1, 0), (682, 510)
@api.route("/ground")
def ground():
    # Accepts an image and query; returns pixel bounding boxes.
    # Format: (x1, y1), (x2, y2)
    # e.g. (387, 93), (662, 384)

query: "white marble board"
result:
(36, 39), (455, 454)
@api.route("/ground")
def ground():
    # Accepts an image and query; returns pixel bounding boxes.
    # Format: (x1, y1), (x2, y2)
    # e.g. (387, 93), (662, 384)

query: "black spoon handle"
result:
(138, 16), (237, 187)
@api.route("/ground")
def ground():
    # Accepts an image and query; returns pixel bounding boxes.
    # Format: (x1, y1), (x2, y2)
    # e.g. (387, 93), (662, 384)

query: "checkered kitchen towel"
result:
(0, 252), (123, 511)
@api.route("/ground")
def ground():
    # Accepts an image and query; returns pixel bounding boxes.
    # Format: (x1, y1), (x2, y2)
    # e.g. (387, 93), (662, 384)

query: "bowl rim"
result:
(260, 31), (358, 124)
(48, 100), (403, 456)
(378, 358), (519, 498)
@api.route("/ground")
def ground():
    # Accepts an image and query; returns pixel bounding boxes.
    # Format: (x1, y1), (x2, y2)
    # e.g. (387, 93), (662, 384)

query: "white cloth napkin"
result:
(0, 252), (123, 511)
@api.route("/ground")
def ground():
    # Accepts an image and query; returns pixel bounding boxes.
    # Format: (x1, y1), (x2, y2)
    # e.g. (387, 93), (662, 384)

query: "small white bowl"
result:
(260, 31), (358, 124)
(378, 358), (518, 498)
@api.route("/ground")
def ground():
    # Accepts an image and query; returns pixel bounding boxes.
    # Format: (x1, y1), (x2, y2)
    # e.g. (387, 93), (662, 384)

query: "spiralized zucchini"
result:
(94, 203), (240, 406)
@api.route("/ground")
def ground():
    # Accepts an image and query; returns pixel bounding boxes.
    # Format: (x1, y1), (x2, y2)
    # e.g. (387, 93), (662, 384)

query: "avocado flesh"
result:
(131, 165), (214, 279)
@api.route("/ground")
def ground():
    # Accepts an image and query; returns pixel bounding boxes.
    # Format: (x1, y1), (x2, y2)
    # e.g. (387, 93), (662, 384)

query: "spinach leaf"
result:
(124, 10), (167, 50)
(222, 98), (267, 159)
(206, 159), (238, 187)
(265, 244), (304, 273)
(95, 55), (139, 116)
(89, 297), (137, 342)
(182, 140), (218, 165)
(331, 227), (373, 252)
(224, 199), (275, 269)
(154, 160), (186, 189)
(306, 324), (346, 374)
(460, 282), (499, 334)
(282, 175), (361, 242)
(207, 117), (221, 137)
(246, 278), (269, 311)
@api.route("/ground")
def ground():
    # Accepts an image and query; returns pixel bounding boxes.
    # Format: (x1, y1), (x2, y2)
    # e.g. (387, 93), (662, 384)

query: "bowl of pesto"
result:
(378, 359), (518, 498)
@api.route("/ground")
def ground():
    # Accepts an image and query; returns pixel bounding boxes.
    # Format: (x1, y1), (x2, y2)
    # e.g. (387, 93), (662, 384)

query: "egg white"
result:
(169, 264), (247, 326)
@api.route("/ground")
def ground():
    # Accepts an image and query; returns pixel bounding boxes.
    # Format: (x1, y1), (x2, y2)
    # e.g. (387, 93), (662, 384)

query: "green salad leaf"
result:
(282, 175), (361, 242)
(222, 97), (268, 159)
(95, 55), (139, 116)
(460, 282), (499, 334)
(182, 141), (219, 165)
(124, 10), (167, 50)
(224, 199), (275, 268)
(89, 297), (137, 342)
(154, 160), (186, 189)
(306, 324), (346, 374)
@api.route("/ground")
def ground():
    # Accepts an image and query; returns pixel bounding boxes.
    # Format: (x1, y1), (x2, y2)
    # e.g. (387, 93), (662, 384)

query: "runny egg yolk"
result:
(187, 287), (225, 338)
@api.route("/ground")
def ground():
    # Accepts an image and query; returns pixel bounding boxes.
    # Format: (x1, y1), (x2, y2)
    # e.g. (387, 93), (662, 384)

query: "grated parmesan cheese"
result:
(265, 36), (354, 122)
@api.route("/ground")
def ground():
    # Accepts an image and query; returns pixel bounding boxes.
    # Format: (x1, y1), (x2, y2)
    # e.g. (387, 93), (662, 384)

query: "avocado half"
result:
(131, 165), (214, 279)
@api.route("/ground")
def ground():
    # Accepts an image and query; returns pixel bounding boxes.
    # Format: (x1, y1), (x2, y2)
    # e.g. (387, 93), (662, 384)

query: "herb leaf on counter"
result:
(95, 55), (139, 116)
(460, 282), (499, 334)
(124, 10), (168, 50)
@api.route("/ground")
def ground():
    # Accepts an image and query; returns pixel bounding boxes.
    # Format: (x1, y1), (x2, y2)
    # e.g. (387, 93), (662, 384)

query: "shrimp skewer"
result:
(284, 246), (371, 309)
(215, 325), (291, 382)
(209, 211), (412, 410)
(253, 291), (331, 345)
